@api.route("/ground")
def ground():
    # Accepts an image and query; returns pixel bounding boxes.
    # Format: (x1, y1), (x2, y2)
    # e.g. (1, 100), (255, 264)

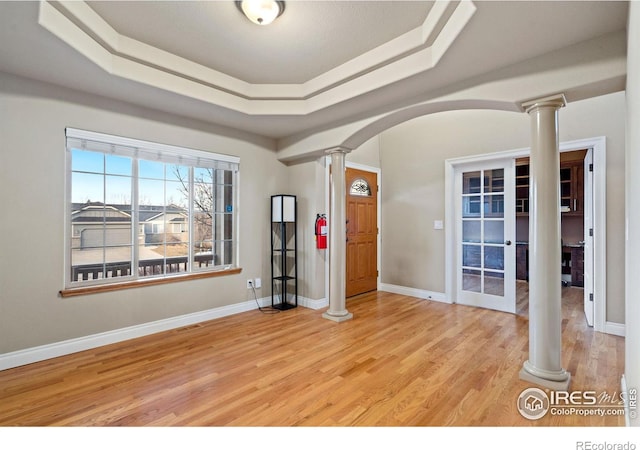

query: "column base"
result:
(322, 311), (353, 323)
(519, 361), (571, 391)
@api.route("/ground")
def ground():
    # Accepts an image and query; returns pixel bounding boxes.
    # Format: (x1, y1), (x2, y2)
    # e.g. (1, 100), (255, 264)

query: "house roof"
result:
(72, 202), (187, 223)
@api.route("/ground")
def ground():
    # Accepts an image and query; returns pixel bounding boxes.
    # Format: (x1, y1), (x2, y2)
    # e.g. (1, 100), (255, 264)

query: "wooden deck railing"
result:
(71, 254), (218, 282)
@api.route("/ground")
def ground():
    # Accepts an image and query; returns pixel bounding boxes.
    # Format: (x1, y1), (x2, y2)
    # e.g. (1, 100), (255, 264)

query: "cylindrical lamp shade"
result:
(272, 195), (295, 222)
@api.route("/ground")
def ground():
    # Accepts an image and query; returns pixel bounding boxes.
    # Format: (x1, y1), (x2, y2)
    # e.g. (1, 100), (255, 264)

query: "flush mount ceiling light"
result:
(236, 0), (285, 26)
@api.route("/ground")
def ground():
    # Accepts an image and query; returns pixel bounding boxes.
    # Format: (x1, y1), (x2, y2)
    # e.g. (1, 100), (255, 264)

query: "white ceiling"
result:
(0, 1), (629, 142)
(88, 1), (434, 84)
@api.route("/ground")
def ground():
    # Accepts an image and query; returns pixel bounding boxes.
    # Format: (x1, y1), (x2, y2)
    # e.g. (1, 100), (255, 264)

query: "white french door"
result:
(455, 159), (516, 313)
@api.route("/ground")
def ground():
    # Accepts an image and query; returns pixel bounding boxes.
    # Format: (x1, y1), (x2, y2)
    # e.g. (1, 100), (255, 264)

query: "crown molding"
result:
(39, 0), (476, 116)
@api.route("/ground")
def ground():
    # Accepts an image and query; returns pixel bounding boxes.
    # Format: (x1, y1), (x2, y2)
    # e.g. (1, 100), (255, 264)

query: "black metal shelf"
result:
(271, 195), (297, 310)
(272, 275), (295, 281)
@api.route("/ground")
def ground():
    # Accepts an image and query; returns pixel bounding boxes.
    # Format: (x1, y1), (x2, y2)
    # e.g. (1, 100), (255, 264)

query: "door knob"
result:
(505, 240), (512, 246)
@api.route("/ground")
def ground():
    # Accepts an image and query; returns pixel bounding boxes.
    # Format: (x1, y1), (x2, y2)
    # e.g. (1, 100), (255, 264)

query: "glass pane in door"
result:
(484, 246), (504, 270)
(484, 221), (504, 244)
(484, 271), (504, 296)
(462, 245), (481, 268)
(463, 171), (481, 194)
(485, 194), (504, 217)
(463, 196), (481, 218)
(462, 221), (481, 243)
(463, 269), (482, 292)
(485, 168), (504, 193)
(461, 168), (506, 296)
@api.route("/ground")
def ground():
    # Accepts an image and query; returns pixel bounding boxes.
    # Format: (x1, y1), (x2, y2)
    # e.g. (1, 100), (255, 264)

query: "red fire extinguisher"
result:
(315, 214), (327, 249)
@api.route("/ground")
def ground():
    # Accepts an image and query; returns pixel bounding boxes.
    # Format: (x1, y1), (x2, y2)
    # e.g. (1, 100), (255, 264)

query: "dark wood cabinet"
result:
(562, 245), (584, 287)
(514, 151), (586, 288)
(516, 243), (528, 280)
(571, 246), (584, 287)
(560, 161), (584, 216)
(515, 160), (529, 215)
(514, 156), (584, 216)
(516, 242), (583, 286)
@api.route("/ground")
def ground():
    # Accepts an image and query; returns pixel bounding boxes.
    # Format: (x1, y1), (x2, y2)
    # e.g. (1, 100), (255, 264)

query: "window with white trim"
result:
(65, 128), (239, 288)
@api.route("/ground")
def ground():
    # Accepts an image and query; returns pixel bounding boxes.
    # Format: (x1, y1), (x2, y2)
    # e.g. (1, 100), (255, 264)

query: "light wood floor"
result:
(0, 285), (624, 426)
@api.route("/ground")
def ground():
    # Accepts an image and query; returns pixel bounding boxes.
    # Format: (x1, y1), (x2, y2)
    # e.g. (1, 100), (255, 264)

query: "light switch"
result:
(434, 220), (444, 230)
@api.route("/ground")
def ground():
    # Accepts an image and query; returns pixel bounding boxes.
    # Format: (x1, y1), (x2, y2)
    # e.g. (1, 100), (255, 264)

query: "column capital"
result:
(521, 93), (567, 114)
(325, 146), (352, 156)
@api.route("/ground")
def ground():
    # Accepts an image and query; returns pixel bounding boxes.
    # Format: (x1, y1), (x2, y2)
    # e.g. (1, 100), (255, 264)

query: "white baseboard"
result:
(0, 295), (304, 371)
(299, 296), (328, 310)
(379, 283), (449, 303)
(0, 294), (330, 371)
(263, 295), (327, 310)
(605, 321), (625, 337)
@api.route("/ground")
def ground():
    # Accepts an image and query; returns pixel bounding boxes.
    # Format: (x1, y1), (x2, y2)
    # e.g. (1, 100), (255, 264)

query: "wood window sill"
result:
(59, 267), (242, 298)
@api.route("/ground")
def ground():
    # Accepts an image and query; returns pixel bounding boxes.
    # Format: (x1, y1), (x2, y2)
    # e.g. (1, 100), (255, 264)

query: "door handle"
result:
(505, 240), (512, 246)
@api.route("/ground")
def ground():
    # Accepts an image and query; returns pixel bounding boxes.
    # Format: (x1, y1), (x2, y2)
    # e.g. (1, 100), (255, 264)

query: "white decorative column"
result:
(323, 148), (353, 322)
(519, 94), (571, 391)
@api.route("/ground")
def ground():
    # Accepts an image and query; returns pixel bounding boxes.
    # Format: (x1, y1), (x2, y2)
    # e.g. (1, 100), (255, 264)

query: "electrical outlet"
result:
(254, 278), (262, 288)
(246, 279), (253, 289)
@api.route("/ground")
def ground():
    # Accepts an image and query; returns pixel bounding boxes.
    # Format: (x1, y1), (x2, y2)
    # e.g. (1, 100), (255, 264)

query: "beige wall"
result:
(0, 73), (287, 354)
(346, 136), (381, 169)
(374, 91), (625, 324)
(287, 158), (327, 300)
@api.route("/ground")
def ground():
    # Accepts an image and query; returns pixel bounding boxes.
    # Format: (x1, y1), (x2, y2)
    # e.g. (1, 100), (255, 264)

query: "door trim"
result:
(563, 137), (606, 333)
(325, 159), (381, 299)
(445, 136), (606, 332)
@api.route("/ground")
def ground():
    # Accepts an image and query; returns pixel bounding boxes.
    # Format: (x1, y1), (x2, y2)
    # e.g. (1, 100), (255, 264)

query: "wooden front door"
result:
(345, 167), (378, 297)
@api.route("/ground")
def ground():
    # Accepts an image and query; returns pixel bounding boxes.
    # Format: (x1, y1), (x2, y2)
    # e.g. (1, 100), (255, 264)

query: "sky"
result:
(71, 148), (200, 207)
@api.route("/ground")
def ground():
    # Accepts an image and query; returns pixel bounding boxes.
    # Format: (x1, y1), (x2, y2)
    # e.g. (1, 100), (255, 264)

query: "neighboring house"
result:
(71, 202), (136, 249)
(138, 205), (189, 245)
(71, 202), (188, 249)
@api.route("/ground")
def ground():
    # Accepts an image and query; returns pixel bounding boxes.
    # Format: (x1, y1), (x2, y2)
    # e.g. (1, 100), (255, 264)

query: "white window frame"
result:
(64, 128), (240, 289)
